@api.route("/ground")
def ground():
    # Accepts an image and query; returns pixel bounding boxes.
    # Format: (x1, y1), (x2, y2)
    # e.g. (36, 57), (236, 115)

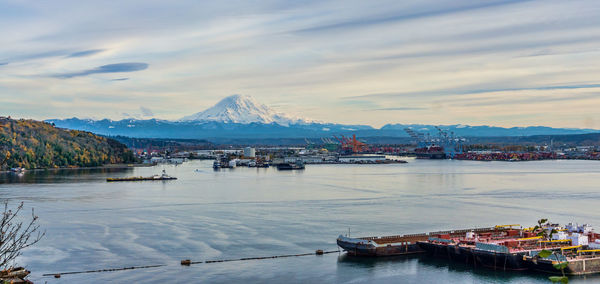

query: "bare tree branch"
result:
(0, 201), (45, 269)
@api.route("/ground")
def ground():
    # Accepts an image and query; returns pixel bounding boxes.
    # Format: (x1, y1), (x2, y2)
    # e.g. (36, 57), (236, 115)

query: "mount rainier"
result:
(46, 95), (598, 141)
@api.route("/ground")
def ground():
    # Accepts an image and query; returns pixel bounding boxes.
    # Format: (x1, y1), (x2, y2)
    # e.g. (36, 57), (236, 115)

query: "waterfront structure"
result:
(243, 147), (256, 158)
(338, 155), (386, 163)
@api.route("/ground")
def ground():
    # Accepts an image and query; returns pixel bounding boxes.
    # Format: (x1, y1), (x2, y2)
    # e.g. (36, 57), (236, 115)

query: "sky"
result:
(1, 0), (600, 128)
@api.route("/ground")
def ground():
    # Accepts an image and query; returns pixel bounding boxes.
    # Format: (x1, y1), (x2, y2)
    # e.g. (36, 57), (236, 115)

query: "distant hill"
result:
(46, 95), (599, 141)
(467, 133), (600, 146)
(0, 117), (136, 170)
(110, 136), (213, 150)
(46, 117), (599, 142)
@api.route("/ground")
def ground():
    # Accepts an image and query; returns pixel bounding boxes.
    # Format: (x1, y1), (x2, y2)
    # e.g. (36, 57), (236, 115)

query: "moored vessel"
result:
(276, 160), (305, 170)
(337, 226), (504, 257)
(416, 222), (600, 273)
(414, 145), (446, 159)
(107, 170), (177, 182)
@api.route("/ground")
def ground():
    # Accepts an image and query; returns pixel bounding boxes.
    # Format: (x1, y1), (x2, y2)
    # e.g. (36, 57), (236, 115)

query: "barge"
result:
(416, 222), (600, 274)
(107, 170), (176, 182)
(336, 226), (506, 257)
(338, 222), (600, 275)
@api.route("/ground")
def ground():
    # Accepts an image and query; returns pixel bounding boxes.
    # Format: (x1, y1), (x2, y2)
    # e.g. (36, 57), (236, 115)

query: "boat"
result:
(10, 167), (26, 173)
(522, 224), (600, 275)
(255, 162), (269, 168)
(107, 170), (177, 182)
(228, 160), (237, 168)
(276, 160), (305, 170)
(522, 248), (600, 275)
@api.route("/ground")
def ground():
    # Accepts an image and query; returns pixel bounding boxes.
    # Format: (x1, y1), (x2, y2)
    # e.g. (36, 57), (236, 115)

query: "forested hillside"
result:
(0, 117), (136, 169)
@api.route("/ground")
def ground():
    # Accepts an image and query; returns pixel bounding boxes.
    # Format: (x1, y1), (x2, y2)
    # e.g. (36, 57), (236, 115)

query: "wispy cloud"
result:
(140, 106), (154, 117)
(3, 48), (104, 63)
(458, 91), (600, 107)
(67, 49), (105, 58)
(2, 0), (600, 128)
(0, 62), (7, 66)
(294, 0), (531, 34)
(344, 84), (600, 100)
(6, 50), (69, 62)
(52, 63), (148, 79)
(372, 107), (426, 111)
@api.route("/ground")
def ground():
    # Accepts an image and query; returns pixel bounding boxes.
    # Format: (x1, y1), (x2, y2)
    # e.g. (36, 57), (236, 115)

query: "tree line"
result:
(0, 117), (136, 170)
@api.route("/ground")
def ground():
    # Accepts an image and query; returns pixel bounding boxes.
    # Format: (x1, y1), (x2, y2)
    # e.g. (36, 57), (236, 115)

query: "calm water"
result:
(1, 159), (600, 283)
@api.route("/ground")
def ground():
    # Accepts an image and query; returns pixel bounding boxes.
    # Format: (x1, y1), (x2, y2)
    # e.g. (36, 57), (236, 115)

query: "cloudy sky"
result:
(1, 0), (599, 128)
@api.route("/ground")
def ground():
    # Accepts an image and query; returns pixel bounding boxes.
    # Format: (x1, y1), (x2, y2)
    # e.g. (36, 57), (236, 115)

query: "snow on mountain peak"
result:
(180, 94), (312, 126)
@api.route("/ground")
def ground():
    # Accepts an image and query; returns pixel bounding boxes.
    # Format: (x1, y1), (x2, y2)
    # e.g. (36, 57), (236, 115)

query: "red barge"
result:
(337, 223), (600, 275)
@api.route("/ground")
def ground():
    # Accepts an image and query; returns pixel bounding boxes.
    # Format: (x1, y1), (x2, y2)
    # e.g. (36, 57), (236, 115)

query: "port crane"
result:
(404, 126), (465, 158)
(334, 134), (367, 153)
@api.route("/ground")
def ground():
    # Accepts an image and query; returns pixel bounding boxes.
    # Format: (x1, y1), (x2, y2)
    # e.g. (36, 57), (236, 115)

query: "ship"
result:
(276, 160), (305, 170)
(414, 145), (446, 159)
(107, 170), (177, 182)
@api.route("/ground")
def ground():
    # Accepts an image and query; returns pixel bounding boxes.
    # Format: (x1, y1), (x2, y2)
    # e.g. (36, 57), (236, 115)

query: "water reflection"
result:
(336, 252), (600, 283)
(2, 160), (600, 283)
(0, 167), (134, 184)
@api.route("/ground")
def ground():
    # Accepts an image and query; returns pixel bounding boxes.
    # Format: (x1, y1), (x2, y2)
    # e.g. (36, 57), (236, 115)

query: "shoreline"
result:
(0, 163), (153, 174)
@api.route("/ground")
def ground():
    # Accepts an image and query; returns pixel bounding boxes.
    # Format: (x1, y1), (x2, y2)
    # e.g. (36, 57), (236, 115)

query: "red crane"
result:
(334, 134), (367, 153)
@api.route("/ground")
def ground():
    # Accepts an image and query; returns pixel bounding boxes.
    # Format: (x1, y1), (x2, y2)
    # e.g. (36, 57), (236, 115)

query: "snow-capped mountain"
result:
(45, 94), (599, 141)
(180, 94), (310, 126)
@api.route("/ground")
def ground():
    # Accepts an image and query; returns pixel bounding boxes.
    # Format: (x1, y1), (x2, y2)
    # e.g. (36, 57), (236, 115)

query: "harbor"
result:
(5, 1), (600, 282)
(208, 146), (408, 170)
(3, 159), (600, 283)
